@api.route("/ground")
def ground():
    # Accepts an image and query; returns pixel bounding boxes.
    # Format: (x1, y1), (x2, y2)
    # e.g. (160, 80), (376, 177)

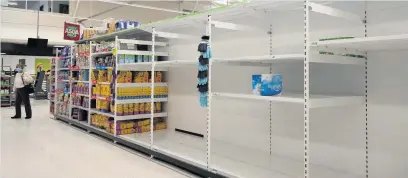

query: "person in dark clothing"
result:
(11, 64), (34, 119)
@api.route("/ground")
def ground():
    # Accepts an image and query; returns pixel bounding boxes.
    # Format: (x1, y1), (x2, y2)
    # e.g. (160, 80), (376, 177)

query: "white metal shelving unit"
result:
(49, 52), (57, 119)
(51, 1), (408, 178)
(54, 46), (73, 120)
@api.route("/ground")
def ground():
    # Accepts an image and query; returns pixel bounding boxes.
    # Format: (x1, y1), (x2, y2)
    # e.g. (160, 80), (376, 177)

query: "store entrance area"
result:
(0, 100), (191, 178)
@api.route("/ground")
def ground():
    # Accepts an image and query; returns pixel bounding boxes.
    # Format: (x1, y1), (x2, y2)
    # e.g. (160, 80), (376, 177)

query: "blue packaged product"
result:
(252, 75), (261, 95)
(260, 74), (282, 96)
(130, 55), (135, 63)
(119, 54), (125, 64)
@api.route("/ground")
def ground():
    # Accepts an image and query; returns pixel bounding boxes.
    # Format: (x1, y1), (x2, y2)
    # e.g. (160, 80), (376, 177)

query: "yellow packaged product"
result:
(123, 104), (129, 115)
(126, 71), (132, 83)
(145, 102), (151, 113)
(155, 122), (167, 130)
(110, 102), (115, 113)
(95, 99), (100, 110)
(107, 69), (113, 83)
(155, 72), (162, 82)
(164, 86), (168, 96)
(139, 103), (145, 114)
(116, 104), (123, 116)
(142, 125), (150, 132)
(136, 119), (150, 127)
(134, 103), (139, 114)
(117, 72), (124, 83)
(143, 71), (149, 83)
(155, 102), (161, 113)
(128, 103), (134, 115)
(100, 100), (106, 110)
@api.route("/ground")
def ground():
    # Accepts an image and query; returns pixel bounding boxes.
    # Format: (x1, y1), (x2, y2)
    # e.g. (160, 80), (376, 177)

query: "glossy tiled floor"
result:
(0, 100), (191, 178)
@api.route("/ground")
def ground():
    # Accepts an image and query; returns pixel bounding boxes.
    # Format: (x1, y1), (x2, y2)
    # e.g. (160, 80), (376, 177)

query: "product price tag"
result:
(112, 48), (117, 56)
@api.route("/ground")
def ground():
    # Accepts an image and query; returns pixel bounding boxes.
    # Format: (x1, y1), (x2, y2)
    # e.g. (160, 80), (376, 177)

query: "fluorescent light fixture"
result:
(7, 2), (17, 6)
(53, 45), (65, 48)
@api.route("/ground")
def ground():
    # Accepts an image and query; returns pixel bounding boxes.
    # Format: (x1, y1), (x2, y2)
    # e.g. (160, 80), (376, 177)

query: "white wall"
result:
(1, 55), (52, 74)
(1, 7), (75, 45)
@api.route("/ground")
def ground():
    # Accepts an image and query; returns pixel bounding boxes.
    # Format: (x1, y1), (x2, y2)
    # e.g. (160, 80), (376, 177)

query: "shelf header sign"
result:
(64, 22), (80, 41)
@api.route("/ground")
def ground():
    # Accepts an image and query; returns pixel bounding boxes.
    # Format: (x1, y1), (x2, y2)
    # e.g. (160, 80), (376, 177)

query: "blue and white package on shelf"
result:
(115, 20), (141, 31)
(252, 74), (282, 96)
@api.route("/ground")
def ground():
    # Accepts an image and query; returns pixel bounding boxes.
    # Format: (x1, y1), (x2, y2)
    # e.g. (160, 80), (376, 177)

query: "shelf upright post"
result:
(53, 49), (59, 118)
(69, 45), (73, 120)
(304, 1), (310, 178)
(88, 41), (92, 125)
(364, 2), (368, 177)
(114, 36), (119, 136)
(150, 27), (156, 148)
(206, 15), (212, 170)
(55, 49), (59, 116)
(268, 24), (273, 156)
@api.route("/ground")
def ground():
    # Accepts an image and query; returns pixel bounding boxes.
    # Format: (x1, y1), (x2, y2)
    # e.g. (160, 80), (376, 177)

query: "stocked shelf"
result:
(116, 112), (168, 121)
(90, 109), (115, 117)
(116, 82), (168, 88)
(115, 97), (168, 104)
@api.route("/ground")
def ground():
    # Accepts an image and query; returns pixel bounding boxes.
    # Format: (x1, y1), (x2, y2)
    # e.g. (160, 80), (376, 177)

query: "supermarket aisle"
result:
(0, 100), (190, 178)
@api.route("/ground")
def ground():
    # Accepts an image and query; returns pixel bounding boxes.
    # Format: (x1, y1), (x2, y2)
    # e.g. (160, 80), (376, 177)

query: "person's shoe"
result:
(25, 117), (31, 119)
(11, 116), (21, 119)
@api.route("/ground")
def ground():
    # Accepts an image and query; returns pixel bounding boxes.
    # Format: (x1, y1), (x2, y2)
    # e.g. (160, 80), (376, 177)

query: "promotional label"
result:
(64, 22), (80, 41)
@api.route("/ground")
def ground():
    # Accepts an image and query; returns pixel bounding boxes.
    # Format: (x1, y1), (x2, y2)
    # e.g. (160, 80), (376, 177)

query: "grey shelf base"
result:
(55, 115), (225, 178)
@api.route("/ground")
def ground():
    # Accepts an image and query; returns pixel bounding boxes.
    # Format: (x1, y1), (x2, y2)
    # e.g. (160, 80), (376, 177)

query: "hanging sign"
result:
(63, 22), (80, 41)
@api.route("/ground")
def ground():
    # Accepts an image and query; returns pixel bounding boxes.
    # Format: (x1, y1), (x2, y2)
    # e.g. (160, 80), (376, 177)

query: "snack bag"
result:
(136, 119), (150, 127)
(143, 71), (149, 83)
(155, 72), (162, 83)
(107, 69), (113, 83)
(145, 102), (151, 113)
(123, 104), (129, 116)
(110, 102), (115, 113)
(139, 103), (145, 114)
(116, 104), (123, 116)
(155, 122), (167, 130)
(155, 102), (161, 113)
(134, 103), (139, 115)
(128, 103), (134, 115)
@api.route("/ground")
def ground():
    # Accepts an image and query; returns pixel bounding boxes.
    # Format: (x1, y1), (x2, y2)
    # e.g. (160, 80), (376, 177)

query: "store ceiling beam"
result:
(77, 5), (124, 23)
(96, 0), (189, 15)
(73, 0), (81, 21)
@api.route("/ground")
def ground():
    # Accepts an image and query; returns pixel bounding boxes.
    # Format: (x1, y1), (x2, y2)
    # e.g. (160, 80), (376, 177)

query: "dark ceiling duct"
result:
(1, 42), (55, 56)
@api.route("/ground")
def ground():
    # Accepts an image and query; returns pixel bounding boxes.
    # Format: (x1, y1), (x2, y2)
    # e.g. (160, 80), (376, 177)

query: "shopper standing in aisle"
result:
(11, 64), (34, 119)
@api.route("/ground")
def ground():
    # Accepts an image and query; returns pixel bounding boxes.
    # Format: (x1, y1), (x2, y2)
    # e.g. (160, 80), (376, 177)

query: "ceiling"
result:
(70, 0), (215, 27)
